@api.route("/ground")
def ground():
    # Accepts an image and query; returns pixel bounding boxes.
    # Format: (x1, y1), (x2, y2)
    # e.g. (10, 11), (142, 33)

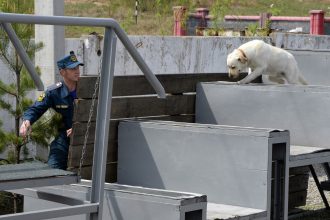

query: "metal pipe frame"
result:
(0, 12), (166, 98)
(0, 12), (166, 220)
(89, 27), (116, 220)
(0, 203), (98, 220)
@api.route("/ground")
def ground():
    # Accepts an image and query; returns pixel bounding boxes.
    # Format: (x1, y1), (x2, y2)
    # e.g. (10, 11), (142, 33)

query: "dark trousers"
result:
(47, 132), (69, 170)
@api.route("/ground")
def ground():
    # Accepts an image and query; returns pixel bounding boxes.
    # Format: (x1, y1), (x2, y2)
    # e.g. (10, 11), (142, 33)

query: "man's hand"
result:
(66, 128), (72, 137)
(19, 120), (31, 137)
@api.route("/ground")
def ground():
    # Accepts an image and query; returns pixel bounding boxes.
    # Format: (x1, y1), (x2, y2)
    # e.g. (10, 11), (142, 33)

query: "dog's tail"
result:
(299, 75), (308, 85)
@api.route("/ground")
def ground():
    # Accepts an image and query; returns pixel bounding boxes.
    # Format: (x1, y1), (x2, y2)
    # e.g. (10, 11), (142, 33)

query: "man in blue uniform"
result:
(19, 51), (83, 170)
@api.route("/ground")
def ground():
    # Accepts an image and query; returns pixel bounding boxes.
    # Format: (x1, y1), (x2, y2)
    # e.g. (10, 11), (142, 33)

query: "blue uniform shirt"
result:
(23, 81), (75, 133)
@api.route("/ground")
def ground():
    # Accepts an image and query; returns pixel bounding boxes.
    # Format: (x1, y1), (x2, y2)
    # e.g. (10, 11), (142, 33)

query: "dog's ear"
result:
(237, 49), (248, 64)
(237, 56), (247, 64)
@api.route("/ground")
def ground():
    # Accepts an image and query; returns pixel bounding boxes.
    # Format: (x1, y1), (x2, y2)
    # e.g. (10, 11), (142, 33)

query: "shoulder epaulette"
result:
(47, 82), (63, 91)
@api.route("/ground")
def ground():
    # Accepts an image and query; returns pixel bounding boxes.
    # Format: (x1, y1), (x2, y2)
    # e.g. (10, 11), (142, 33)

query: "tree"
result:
(0, 0), (60, 164)
(0, 1), (63, 214)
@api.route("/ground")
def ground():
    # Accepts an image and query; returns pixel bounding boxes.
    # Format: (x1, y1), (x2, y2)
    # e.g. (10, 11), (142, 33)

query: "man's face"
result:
(61, 66), (80, 82)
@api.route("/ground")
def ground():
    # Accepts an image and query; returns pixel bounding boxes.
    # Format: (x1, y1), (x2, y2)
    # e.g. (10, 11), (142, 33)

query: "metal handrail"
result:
(0, 12), (166, 220)
(0, 12), (166, 98)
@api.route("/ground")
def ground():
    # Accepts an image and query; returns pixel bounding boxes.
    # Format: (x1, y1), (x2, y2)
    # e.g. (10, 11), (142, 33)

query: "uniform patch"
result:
(37, 93), (45, 102)
(56, 105), (68, 109)
(70, 55), (77, 62)
(47, 82), (63, 91)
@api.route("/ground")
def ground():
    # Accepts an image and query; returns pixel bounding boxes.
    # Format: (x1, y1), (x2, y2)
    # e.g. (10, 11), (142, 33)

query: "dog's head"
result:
(226, 49), (248, 79)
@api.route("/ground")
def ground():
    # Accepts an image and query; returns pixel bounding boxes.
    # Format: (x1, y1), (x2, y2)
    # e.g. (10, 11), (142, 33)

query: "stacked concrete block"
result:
(195, 82), (330, 211)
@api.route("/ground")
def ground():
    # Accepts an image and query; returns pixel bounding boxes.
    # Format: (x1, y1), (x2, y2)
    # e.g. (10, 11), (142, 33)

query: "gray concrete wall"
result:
(79, 35), (270, 76)
(113, 36), (268, 75)
(82, 34), (330, 81)
(271, 33), (330, 85)
(35, 0), (64, 87)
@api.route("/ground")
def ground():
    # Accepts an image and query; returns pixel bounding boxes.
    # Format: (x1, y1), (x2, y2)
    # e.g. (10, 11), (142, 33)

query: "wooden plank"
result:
(68, 121), (117, 167)
(70, 115), (194, 146)
(68, 115), (195, 167)
(69, 163), (117, 183)
(77, 73), (251, 98)
(289, 166), (309, 175)
(271, 174), (309, 193)
(288, 174), (309, 193)
(271, 164), (309, 178)
(73, 94), (195, 121)
(271, 187), (308, 211)
(68, 138), (117, 167)
(70, 122), (97, 146)
(270, 189), (307, 211)
(70, 120), (117, 146)
(73, 98), (97, 122)
(288, 190), (307, 210)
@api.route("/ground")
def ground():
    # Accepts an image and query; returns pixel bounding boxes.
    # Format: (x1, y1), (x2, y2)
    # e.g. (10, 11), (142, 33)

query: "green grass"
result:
(64, 0), (330, 37)
(228, 0), (330, 16)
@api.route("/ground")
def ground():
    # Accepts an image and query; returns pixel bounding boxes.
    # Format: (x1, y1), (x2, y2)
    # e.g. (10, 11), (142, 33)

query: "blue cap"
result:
(57, 51), (84, 70)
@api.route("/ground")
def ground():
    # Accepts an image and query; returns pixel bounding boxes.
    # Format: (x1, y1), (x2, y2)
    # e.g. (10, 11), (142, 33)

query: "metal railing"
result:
(0, 12), (166, 220)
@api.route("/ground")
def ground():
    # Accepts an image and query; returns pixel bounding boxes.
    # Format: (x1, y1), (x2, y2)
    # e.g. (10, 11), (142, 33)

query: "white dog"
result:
(227, 40), (307, 85)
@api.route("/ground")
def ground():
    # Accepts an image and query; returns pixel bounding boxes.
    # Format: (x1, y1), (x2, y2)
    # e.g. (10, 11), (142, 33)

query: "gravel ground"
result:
(305, 164), (329, 206)
(290, 164), (330, 220)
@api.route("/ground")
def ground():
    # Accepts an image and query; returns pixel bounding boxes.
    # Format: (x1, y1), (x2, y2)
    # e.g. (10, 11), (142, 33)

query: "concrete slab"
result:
(0, 161), (79, 191)
(207, 203), (267, 220)
(12, 181), (207, 220)
(117, 120), (289, 220)
(196, 82), (330, 148)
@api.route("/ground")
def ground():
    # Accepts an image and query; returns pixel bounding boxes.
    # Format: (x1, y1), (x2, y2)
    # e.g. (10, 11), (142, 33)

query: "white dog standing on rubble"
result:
(227, 39), (308, 85)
